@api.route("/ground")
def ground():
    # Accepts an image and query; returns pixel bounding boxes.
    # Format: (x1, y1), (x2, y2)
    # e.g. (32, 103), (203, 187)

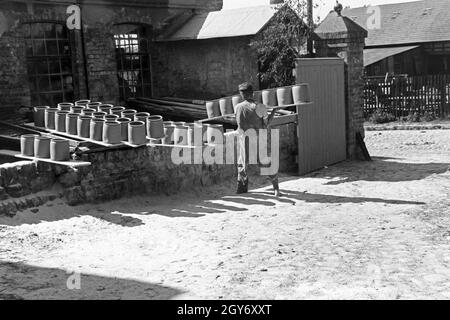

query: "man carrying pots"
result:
(231, 82), (281, 197)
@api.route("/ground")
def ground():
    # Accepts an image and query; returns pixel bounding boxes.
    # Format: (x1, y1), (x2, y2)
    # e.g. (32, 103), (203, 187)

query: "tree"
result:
(250, 0), (311, 89)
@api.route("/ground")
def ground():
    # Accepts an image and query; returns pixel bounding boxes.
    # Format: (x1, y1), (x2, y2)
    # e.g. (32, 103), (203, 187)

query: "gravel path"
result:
(1, 130), (450, 300)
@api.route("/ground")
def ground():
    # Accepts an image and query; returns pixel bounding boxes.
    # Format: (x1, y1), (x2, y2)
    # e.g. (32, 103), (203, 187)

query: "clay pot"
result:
(57, 102), (73, 111)
(111, 106), (125, 117)
(44, 108), (58, 130)
(262, 89), (277, 106)
(103, 121), (122, 144)
(34, 135), (51, 159)
(162, 124), (175, 145)
(232, 95), (243, 109)
(187, 122), (203, 146)
(292, 84), (311, 104)
(66, 113), (79, 135)
(50, 138), (70, 161)
(207, 124), (224, 145)
(90, 118), (105, 141)
(117, 118), (130, 141)
(55, 111), (69, 132)
(77, 116), (91, 138)
(173, 121), (186, 126)
(205, 101), (220, 119)
(253, 91), (263, 104)
(99, 104), (113, 114)
(93, 111), (107, 119)
(134, 112), (150, 122)
(174, 125), (189, 145)
(82, 108), (96, 116)
(20, 134), (36, 156)
(70, 105), (84, 114)
(33, 106), (49, 127)
(75, 99), (90, 106)
(87, 102), (102, 111)
(163, 121), (174, 126)
(147, 115), (164, 139)
(277, 87), (293, 106)
(105, 114), (119, 121)
(122, 109), (137, 121)
(128, 121), (147, 145)
(219, 98), (234, 116)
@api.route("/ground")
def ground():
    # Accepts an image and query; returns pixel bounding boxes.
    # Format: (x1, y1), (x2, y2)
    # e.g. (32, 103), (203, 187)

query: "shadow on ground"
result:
(0, 261), (182, 300)
(0, 156), (444, 226)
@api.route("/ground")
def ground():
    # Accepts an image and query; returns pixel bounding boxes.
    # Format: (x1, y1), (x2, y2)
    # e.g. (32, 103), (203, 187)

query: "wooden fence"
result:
(363, 74), (450, 118)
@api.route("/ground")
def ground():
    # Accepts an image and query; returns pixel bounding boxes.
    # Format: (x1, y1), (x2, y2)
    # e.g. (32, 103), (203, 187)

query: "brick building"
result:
(0, 0), (223, 121)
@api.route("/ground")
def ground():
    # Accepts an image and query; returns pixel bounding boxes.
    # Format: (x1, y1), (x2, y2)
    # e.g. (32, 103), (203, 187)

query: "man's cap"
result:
(238, 82), (253, 92)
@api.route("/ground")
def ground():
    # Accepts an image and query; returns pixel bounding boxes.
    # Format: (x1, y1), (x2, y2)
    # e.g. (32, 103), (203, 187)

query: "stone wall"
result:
(154, 37), (259, 100)
(0, 123), (297, 215)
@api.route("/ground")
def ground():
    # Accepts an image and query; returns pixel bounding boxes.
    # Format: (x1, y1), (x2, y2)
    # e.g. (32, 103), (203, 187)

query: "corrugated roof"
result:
(341, 0), (450, 47)
(364, 45), (419, 66)
(160, 5), (278, 41)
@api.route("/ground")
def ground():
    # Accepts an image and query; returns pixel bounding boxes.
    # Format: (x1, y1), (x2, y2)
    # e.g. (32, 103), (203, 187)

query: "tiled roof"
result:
(341, 0), (450, 47)
(159, 5), (278, 41)
(364, 45), (419, 66)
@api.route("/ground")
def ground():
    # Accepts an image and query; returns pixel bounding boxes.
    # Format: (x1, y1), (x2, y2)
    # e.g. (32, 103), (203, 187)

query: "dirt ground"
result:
(1, 130), (450, 300)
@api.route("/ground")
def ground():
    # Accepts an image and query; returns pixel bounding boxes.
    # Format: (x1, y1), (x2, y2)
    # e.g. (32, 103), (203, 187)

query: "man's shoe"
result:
(274, 189), (282, 197)
(236, 181), (248, 194)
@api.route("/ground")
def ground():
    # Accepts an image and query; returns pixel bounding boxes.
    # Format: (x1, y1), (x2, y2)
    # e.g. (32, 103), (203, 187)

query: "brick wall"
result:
(154, 36), (259, 100)
(0, 0), (211, 122)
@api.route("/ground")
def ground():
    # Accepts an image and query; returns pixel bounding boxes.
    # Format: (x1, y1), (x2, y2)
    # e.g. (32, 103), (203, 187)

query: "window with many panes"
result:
(113, 24), (153, 101)
(24, 22), (74, 106)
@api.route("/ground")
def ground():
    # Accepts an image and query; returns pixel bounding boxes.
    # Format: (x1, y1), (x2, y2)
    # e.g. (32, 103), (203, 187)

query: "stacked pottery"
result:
(147, 115), (164, 139)
(93, 111), (107, 119)
(105, 114), (119, 122)
(205, 101), (220, 119)
(99, 104), (113, 114)
(50, 138), (70, 161)
(57, 102), (73, 111)
(55, 111), (69, 132)
(292, 83), (311, 104)
(33, 106), (49, 127)
(117, 118), (130, 141)
(187, 122), (203, 147)
(276, 87), (293, 106)
(66, 113), (79, 135)
(219, 98), (234, 116)
(207, 124), (224, 145)
(253, 91), (263, 104)
(135, 112), (150, 135)
(70, 105), (84, 114)
(174, 124), (189, 145)
(44, 108), (58, 130)
(103, 121), (122, 144)
(173, 121), (186, 126)
(90, 118), (105, 141)
(232, 95), (243, 110)
(162, 122), (175, 145)
(111, 106), (125, 117)
(128, 121), (147, 145)
(75, 99), (90, 106)
(82, 108), (96, 117)
(34, 135), (51, 159)
(122, 109), (137, 121)
(20, 134), (36, 156)
(77, 116), (92, 138)
(87, 102), (102, 111)
(262, 89), (277, 106)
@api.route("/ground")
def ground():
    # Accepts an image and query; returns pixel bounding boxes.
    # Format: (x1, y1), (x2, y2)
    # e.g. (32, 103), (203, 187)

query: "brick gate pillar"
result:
(313, 8), (368, 160)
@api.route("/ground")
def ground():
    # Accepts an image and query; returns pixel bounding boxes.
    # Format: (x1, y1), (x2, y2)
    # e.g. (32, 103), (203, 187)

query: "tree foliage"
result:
(250, 0), (310, 89)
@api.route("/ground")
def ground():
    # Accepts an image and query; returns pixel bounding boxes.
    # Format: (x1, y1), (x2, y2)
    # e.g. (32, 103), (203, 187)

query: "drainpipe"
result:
(76, 0), (90, 99)
(307, 0), (313, 56)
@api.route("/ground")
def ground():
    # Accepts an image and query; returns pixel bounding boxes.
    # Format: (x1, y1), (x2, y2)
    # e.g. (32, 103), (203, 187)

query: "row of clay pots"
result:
(20, 134), (70, 161)
(161, 121), (224, 146)
(204, 84), (311, 118)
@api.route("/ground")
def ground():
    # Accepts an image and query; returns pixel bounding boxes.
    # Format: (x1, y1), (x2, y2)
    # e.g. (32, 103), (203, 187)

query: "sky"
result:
(222, 0), (418, 21)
